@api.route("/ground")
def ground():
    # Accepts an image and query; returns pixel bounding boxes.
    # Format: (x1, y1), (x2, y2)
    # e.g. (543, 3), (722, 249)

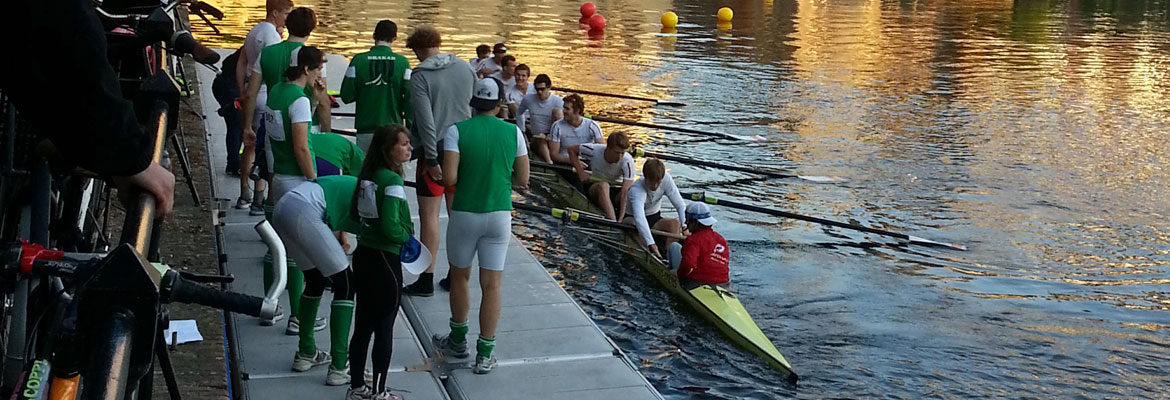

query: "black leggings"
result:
(302, 267), (355, 300)
(349, 245), (403, 391)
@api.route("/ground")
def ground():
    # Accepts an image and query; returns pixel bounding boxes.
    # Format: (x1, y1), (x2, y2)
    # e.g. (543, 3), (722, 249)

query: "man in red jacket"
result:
(669, 202), (730, 286)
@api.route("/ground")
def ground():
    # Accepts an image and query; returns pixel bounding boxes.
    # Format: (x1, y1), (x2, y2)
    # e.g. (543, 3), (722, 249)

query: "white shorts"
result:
(446, 210), (511, 271)
(269, 174), (309, 206)
(271, 182), (349, 276)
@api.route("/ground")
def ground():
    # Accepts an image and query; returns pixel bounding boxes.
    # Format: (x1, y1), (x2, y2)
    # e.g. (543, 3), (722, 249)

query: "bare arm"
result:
(568, 145), (588, 183)
(513, 155), (530, 188)
(240, 73), (264, 140)
(292, 122), (316, 180)
(313, 77), (331, 132)
(616, 180), (633, 222)
(548, 140), (568, 164)
(552, 108), (564, 124)
(442, 151), (460, 187)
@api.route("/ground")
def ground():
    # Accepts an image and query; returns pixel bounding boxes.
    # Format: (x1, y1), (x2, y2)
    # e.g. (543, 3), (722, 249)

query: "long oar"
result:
(682, 191), (968, 251)
(590, 116), (765, 142)
(512, 203), (685, 240)
(631, 148), (845, 183)
(554, 87), (687, 107)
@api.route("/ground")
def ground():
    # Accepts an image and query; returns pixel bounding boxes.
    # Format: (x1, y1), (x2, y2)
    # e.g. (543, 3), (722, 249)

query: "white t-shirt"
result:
(442, 125), (528, 157)
(549, 118), (602, 156)
(242, 21), (282, 110)
(489, 71), (516, 89)
(506, 83), (535, 106)
(579, 143), (635, 184)
(516, 94), (564, 135)
(627, 172), (687, 246)
(478, 58), (503, 76)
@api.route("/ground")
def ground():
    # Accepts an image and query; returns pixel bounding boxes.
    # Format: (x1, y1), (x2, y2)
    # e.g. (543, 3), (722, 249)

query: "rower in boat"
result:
(567, 132), (636, 221)
(669, 202), (730, 287)
(622, 158), (687, 259)
(547, 93), (603, 166)
(515, 74), (564, 163)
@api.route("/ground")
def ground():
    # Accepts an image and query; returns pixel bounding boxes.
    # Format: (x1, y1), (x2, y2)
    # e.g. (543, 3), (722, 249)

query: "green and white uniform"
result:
(356, 168), (414, 254)
(442, 115), (527, 271)
(255, 40), (320, 130)
(340, 45), (412, 152)
(311, 132), (364, 176)
(272, 175), (361, 275)
(265, 82), (316, 204)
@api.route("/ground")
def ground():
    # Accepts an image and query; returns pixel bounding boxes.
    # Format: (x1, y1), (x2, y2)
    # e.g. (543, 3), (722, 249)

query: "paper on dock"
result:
(164, 320), (204, 345)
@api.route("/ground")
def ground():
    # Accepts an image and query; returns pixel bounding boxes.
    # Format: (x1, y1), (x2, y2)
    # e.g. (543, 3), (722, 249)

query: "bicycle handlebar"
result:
(164, 272), (265, 317)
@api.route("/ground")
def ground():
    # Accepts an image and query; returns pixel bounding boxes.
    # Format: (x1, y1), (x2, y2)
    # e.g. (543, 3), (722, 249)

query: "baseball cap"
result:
(400, 236), (433, 275)
(685, 202), (717, 226)
(493, 43), (507, 54)
(470, 77), (504, 111)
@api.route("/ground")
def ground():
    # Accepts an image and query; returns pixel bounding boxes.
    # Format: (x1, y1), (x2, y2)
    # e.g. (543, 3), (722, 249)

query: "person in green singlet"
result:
(263, 45), (327, 337)
(270, 174), (359, 385)
(431, 77), (530, 375)
(340, 20), (412, 153)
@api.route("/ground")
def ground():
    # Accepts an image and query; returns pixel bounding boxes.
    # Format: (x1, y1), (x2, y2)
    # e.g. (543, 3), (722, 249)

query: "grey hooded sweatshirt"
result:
(409, 53), (477, 163)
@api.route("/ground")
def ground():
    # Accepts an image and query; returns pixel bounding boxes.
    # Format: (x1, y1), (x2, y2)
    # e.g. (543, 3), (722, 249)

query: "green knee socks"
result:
(476, 335), (496, 358)
(330, 300), (354, 369)
(449, 319), (469, 345)
(297, 295), (322, 356)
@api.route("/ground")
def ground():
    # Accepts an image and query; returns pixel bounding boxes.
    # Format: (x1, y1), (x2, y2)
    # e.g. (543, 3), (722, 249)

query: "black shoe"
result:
(226, 166), (240, 177)
(402, 280), (434, 297)
(438, 277), (451, 292)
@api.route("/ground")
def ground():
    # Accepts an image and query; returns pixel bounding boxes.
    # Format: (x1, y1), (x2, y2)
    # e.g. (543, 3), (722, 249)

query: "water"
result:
(194, 0), (1170, 397)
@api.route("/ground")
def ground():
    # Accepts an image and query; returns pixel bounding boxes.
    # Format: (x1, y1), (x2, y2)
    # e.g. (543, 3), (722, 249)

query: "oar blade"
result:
(797, 175), (847, 183)
(655, 100), (688, 107)
(907, 235), (969, 251)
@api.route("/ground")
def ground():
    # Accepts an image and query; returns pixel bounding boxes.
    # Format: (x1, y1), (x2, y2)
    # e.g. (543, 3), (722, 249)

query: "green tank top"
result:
(452, 115), (518, 213)
(266, 82), (316, 176)
(311, 133), (364, 175)
(316, 175), (362, 233)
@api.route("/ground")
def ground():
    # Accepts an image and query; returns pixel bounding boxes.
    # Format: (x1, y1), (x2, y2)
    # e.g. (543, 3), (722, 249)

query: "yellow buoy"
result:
(717, 7), (734, 22)
(661, 11), (678, 28)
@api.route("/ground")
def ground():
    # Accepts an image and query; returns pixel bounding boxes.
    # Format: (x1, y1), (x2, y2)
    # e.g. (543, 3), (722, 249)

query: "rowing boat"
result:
(528, 163), (799, 383)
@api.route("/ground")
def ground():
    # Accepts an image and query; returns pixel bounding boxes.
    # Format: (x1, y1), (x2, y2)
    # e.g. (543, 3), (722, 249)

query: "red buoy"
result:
(580, 2), (596, 18)
(588, 13), (606, 30)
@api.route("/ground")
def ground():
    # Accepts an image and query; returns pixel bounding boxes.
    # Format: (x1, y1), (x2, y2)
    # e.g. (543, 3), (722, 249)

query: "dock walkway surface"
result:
(194, 49), (662, 400)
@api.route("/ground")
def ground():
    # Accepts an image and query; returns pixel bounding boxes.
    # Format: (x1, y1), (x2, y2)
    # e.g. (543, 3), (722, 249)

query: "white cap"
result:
(400, 236), (433, 275)
(685, 202), (717, 226)
(470, 77), (503, 111)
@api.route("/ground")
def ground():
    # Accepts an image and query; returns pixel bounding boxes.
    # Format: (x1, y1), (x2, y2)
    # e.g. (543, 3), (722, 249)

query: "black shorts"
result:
(645, 211), (663, 228)
(412, 142), (453, 198)
(584, 180), (623, 208)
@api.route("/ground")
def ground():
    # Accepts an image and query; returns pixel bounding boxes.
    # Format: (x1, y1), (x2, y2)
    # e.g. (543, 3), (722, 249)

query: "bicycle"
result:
(0, 0), (287, 398)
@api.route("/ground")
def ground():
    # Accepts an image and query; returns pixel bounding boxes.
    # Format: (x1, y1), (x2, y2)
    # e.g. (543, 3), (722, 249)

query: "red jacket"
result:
(678, 227), (730, 284)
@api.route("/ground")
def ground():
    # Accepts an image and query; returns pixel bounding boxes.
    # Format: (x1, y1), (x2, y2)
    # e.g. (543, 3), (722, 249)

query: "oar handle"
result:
(512, 203), (685, 240)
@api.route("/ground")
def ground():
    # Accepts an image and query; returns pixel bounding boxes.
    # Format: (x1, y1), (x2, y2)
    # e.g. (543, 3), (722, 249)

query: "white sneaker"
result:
(285, 316), (327, 335)
(326, 363), (350, 386)
(346, 385), (375, 400)
(373, 391), (403, 400)
(291, 349), (331, 372)
(473, 354), (497, 375)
